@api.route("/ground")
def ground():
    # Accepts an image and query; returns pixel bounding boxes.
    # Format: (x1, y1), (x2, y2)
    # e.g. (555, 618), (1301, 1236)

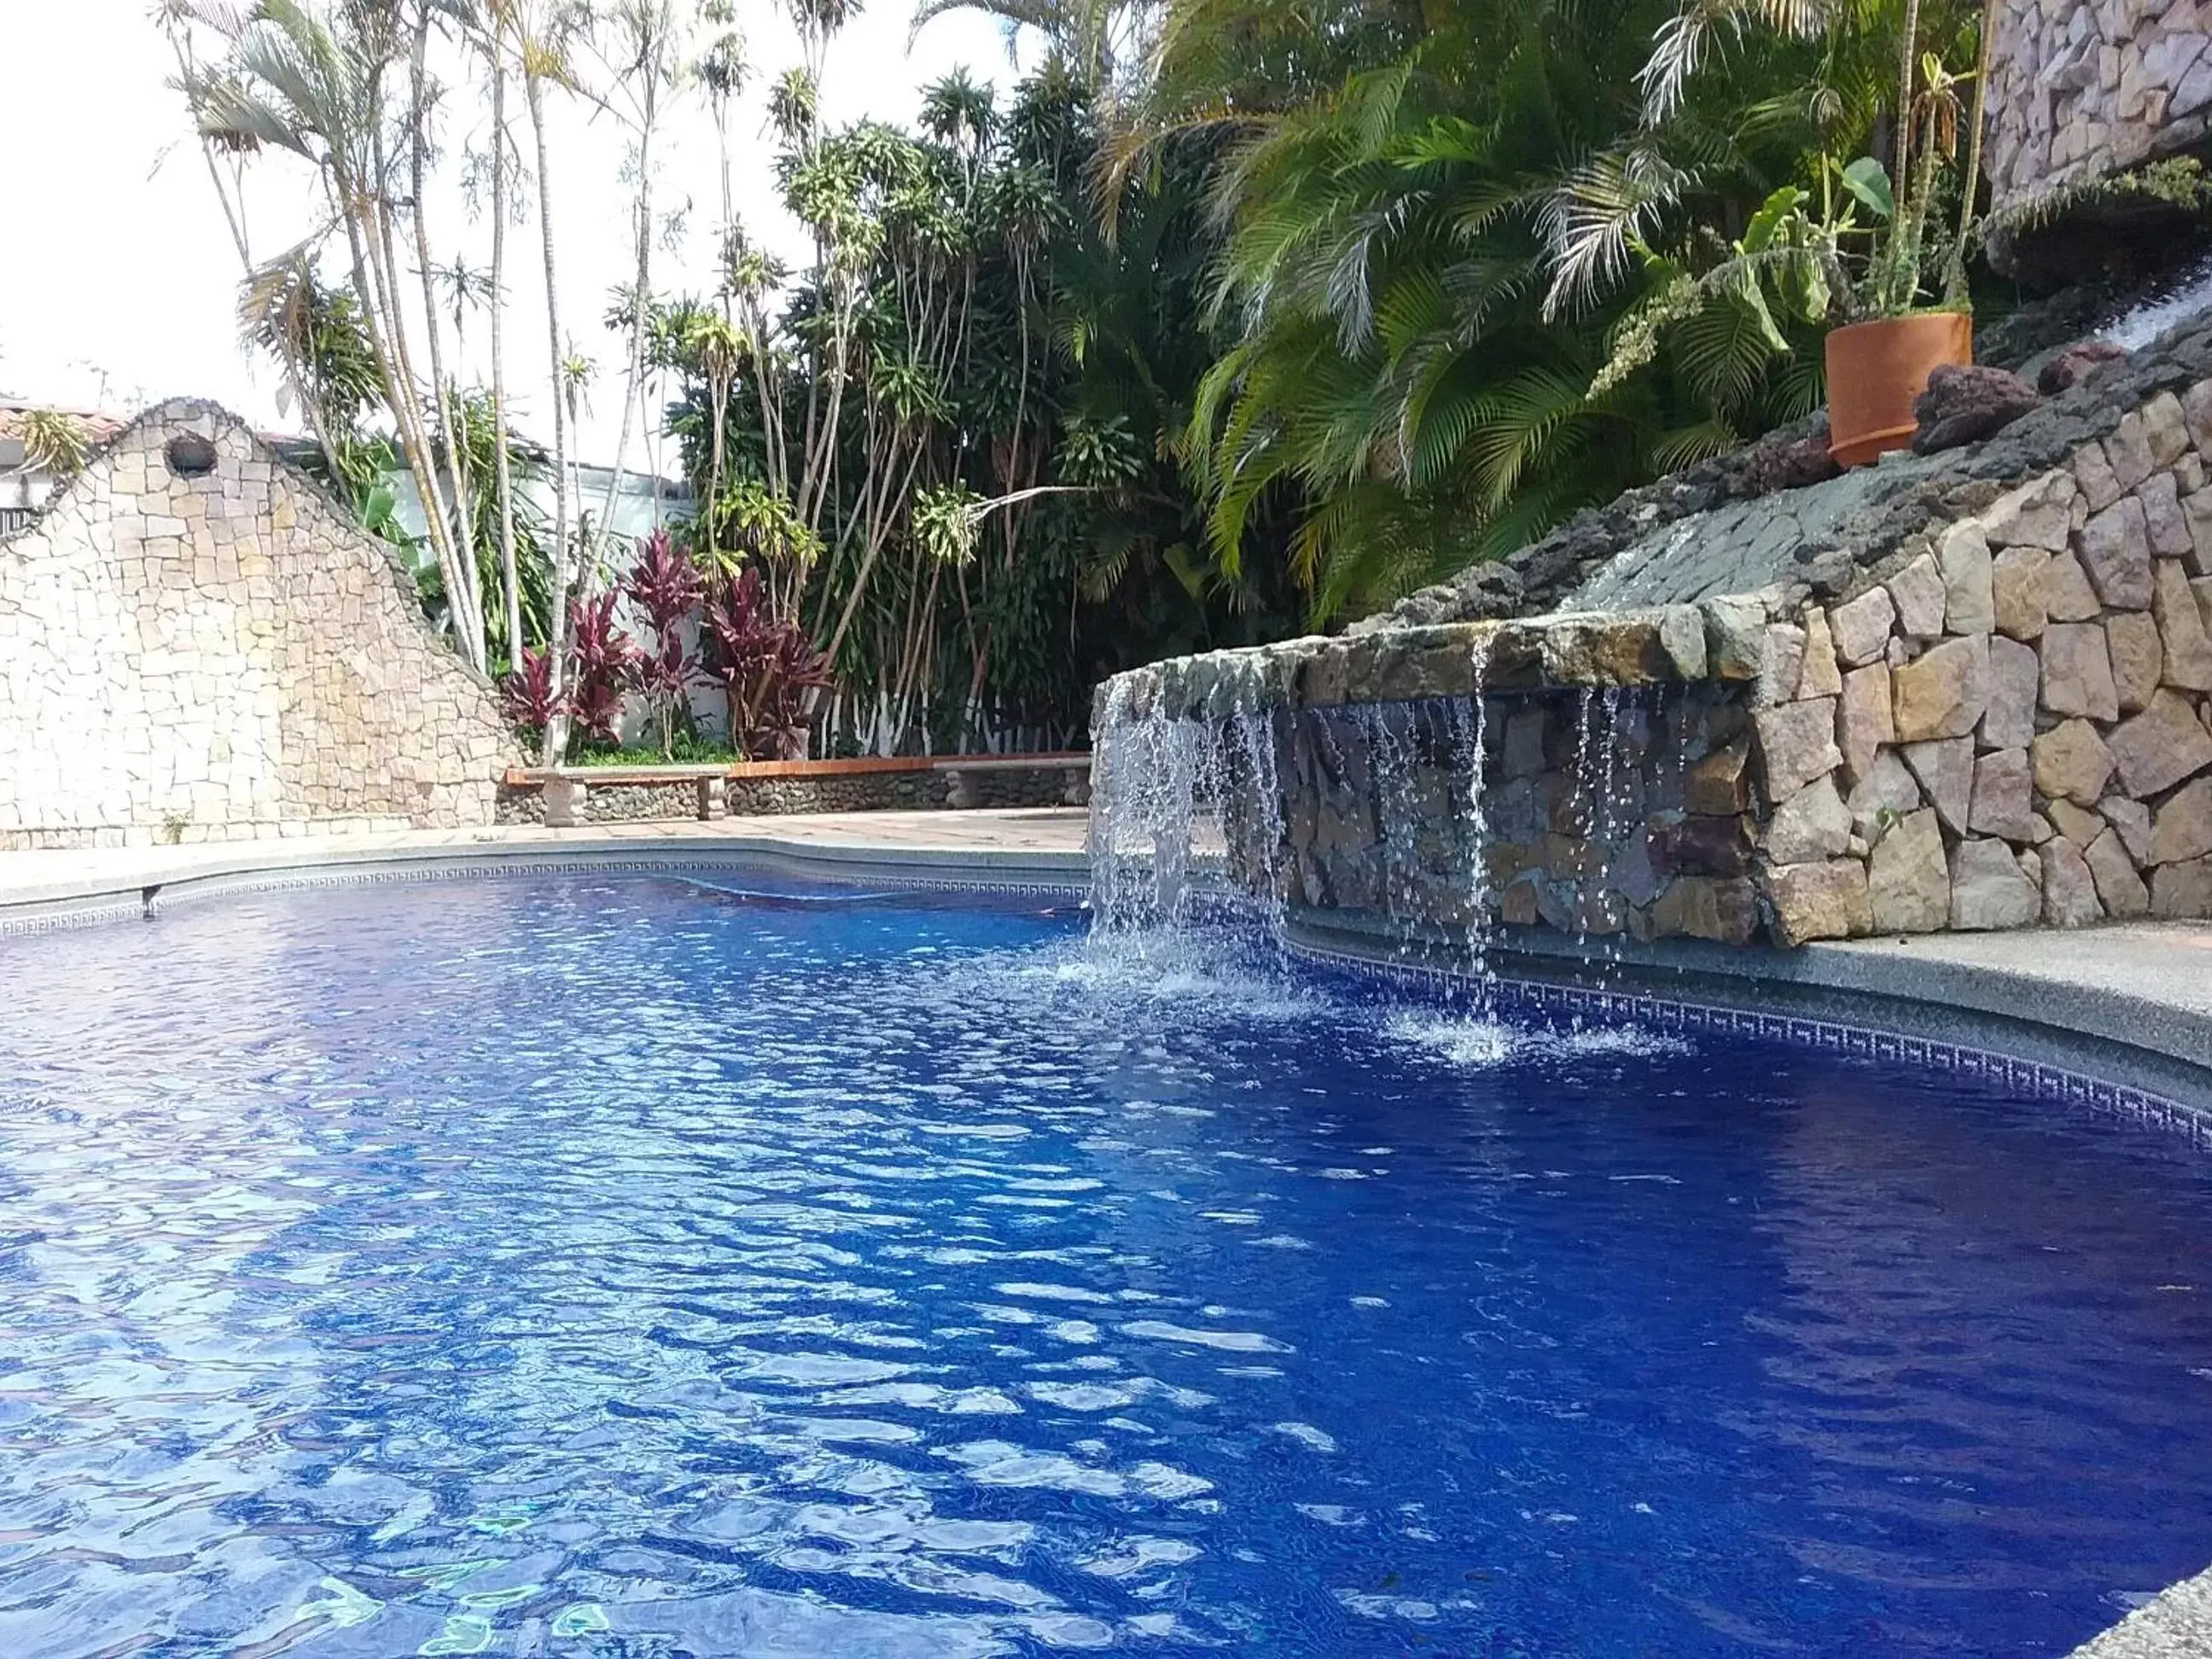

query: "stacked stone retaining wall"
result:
(1264, 686), (1764, 947)
(1098, 335), (2212, 950)
(1984, 0), (2212, 216)
(0, 401), (515, 848)
(1743, 387), (2212, 941)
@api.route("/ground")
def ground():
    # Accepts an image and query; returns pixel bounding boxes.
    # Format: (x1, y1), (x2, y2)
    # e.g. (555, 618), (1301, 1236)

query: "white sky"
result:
(0, 0), (1032, 469)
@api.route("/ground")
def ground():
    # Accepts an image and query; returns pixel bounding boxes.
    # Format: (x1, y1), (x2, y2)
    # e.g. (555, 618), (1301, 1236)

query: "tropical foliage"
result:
(657, 55), (1295, 753)
(160, 0), (2013, 752)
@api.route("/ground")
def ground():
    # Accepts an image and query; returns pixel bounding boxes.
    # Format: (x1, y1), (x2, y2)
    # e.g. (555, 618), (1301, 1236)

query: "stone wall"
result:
(496, 781), (707, 825)
(1983, 0), (2212, 216)
(1745, 387), (2212, 941)
(1093, 331), (2212, 950)
(728, 769), (947, 816)
(494, 761), (1088, 824)
(0, 401), (516, 848)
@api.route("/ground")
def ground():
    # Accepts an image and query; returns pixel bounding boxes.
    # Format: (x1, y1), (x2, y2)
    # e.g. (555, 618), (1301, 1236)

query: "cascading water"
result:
(1088, 642), (1649, 1033)
(1359, 702), (1429, 964)
(1461, 632), (1498, 1016)
(1587, 685), (1632, 995)
(1087, 676), (1295, 992)
(2103, 256), (2212, 351)
(1223, 702), (1293, 953)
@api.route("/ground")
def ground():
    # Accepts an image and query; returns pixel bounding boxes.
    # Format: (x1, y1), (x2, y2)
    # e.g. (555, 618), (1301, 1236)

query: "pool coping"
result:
(5, 822), (2212, 1656)
(2071, 1568), (2212, 1657)
(1280, 904), (2212, 1105)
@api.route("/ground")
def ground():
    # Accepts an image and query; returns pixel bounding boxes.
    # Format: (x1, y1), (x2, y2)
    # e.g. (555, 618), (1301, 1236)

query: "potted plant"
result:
(1821, 38), (1987, 467)
(1587, 1), (1996, 468)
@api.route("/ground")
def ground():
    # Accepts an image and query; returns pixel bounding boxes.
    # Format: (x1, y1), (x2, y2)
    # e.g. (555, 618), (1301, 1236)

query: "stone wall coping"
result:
(1106, 602), (1738, 723)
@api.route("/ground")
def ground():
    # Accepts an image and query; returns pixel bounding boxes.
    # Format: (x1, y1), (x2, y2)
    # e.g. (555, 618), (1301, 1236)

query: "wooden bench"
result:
(505, 765), (731, 827)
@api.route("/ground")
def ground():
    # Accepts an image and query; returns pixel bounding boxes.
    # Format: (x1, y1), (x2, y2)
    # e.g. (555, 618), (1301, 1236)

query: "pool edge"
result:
(0, 828), (1090, 933)
(2069, 1563), (2212, 1657)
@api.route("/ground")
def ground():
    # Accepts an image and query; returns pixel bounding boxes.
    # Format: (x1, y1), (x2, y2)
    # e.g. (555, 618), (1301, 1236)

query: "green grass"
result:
(568, 741), (744, 768)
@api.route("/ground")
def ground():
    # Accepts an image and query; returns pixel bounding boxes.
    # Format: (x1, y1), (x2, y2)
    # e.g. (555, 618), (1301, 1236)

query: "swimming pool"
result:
(1, 870), (2209, 1656)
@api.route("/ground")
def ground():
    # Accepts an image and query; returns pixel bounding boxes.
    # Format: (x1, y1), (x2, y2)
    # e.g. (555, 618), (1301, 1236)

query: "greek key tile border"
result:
(1286, 935), (2212, 1150)
(0, 899), (150, 934)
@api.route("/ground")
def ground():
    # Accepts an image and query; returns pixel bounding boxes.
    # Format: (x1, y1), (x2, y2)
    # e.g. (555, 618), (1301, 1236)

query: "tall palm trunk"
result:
(164, 15), (348, 498)
(338, 160), (481, 670)
(527, 64), (574, 760)
(586, 20), (667, 590)
(488, 47), (525, 665)
(409, 4), (485, 670)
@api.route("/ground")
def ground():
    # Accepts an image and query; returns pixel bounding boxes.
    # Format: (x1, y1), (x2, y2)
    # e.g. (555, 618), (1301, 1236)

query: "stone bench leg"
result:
(696, 776), (726, 822)
(544, 777), (586, 829)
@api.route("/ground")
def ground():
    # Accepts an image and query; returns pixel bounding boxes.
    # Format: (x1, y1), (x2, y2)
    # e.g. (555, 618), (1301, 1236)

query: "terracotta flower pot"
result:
(1825, 311), (1974, 469)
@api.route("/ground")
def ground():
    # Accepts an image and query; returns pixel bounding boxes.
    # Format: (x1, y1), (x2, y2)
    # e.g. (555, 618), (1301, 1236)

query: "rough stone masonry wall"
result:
(1983, 0), (2212, 215)
(1746, 386), (2212, 943)
(0, 401), (516, 848)
(1098, 357), (2212, 949)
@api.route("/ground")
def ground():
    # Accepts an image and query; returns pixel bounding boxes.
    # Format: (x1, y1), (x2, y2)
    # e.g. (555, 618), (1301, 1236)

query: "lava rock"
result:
(1735, 423), (1840, 497)
(1912, 364), (2043, 455)
(2038, 339), (2128, 395)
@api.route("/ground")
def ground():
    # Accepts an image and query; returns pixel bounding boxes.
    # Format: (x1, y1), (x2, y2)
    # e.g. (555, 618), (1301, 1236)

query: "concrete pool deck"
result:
(2, 809), (2209, 1655)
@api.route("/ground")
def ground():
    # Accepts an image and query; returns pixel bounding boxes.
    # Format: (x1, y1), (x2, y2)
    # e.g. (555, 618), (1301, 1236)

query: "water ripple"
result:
(0, 874), (2207, 1656)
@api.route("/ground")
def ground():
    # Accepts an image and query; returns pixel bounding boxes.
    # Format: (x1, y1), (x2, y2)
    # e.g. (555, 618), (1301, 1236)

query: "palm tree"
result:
(188, 0), (488, 667)
(461, 0), (531, 669)
(1543, 0), (1987, 322)
(405, 0), (488, 670)
(910, 0), (1161, 101)
(1126, 0), (1837, 625)
(512, 0), (584, 754)
(160, 0), (352, 487)
(579, 0), (685, 592)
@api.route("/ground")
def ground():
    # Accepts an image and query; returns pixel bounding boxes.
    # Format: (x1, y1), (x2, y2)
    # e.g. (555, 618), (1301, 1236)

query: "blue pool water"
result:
(2, 872), (2211, 1657)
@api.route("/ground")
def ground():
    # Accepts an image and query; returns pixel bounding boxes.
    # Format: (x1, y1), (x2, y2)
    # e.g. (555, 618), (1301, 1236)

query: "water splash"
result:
(1383, 1010), (1693, 1068)
(1463, 633), (1497, 1016)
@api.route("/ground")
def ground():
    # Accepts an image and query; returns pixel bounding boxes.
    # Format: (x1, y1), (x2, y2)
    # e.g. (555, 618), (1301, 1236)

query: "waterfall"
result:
(1087, 674), (1293, 975)
(1360, 703), (1426, 963)
(1462, 632), (1496, 1013)
(1088, 642), (1650, 1009)
(1224, 705), (1290, 947)
(2103, 257), (2212, 351)
(1086, 677), (1211, 942)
